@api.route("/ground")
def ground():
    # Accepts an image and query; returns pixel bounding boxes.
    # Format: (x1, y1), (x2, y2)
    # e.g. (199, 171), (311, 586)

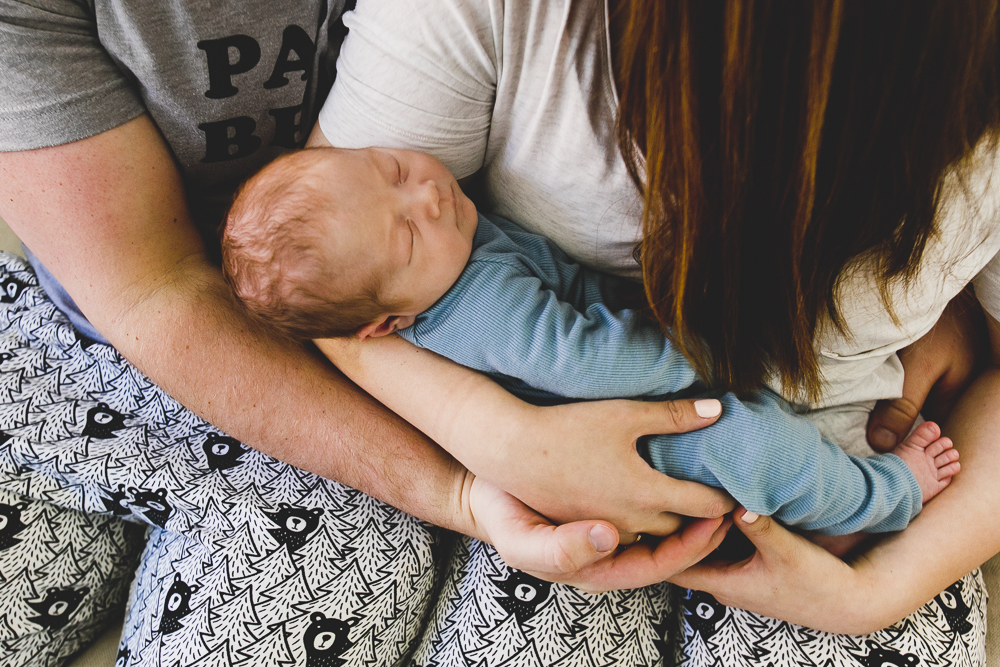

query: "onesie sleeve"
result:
(399, 258), (698, 399)
(643, 391), (923, 534)
(0, 0), (145, 151)
(316, 0), (498, 178)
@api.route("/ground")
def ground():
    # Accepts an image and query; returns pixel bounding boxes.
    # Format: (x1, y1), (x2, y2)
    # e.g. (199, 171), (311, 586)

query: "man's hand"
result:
(466, 474), (731, 591)
(867, 290), (988, 451)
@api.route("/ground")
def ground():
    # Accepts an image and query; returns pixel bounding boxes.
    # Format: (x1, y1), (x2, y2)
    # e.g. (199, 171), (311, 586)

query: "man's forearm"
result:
(117, 261), (477, 532)
(0, 115), (479, 537)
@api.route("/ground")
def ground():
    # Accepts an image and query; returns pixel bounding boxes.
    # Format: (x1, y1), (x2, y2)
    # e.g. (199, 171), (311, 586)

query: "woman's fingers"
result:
(670, 508), (876, 634)
(729, 508), (783, 555)
(626, 397), (723, 437)
(623, 396), (734, 519)
(671, 508), (800, 592)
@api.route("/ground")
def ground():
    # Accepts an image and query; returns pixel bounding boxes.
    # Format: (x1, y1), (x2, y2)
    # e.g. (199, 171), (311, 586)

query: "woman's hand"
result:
(489, 397), (734, 540)
(466, 474), (732, 591)
(316, 335), (734, 541)
(671, 509), (884, 635)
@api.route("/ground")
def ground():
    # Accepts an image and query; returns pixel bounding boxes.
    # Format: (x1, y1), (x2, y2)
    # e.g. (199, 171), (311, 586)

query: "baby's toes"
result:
(903, 421), (942, 450)
(934, 449), (961, 479)
(924, 436), (954, 459)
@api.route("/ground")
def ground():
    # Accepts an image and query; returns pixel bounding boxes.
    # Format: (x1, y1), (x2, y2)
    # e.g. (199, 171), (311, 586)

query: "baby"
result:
(220, 146), (960, 549)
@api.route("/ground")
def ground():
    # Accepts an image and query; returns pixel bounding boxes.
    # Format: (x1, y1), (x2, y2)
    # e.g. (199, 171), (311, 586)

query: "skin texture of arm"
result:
(671, 310), (1000, 635)
(0, 115), (732, 589)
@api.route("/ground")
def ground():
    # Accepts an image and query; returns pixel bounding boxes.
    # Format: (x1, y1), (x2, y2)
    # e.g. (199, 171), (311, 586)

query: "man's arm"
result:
(0, 115), (471, 528)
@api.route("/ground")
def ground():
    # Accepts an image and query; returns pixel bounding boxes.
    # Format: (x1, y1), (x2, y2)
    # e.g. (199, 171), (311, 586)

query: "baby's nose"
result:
(417, 181), (441, 219)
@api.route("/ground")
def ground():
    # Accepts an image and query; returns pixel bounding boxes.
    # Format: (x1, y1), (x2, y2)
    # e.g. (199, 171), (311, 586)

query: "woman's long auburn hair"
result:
(617, 0), (1000, 402)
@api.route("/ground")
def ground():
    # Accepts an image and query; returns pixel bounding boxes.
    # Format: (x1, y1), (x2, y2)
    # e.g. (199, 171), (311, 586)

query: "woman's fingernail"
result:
(695, 399), (722, 418)
(871, 427), (898, 449)
(589, 525), (617, 553)
(742, 511), (759, 524)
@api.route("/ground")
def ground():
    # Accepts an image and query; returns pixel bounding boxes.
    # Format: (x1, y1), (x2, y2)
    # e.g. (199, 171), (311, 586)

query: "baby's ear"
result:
(356, 315), (415, 341)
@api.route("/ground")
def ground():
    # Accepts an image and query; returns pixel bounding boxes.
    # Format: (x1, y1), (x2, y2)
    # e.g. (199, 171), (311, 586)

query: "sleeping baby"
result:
(219, 146), (960, 554)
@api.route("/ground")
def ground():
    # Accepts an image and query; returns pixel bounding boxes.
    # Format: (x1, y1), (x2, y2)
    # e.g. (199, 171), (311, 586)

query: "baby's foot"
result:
(892, 421), (960, 504)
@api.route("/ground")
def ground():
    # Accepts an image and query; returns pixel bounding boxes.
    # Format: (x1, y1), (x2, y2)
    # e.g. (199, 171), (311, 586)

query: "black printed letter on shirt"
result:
(269, 104), (305, 148)
(264, 25), (315, 89)
(198, 35), (262, 99)
(198, 117), (261, 162)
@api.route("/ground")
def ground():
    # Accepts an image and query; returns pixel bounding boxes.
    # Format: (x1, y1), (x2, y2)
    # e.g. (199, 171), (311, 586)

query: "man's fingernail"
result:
(871, 427), (898, 449)
(695, 399), (722, 418)
(589, 525), (617, 553)
(742, 511), (759, 524)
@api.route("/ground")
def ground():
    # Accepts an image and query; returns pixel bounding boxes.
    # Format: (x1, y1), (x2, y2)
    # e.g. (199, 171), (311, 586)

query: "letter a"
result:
(264, 25), (316, 89)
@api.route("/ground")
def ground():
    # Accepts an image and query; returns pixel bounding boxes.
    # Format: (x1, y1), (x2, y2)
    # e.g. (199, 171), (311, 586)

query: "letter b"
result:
(199, 117), (261, 162)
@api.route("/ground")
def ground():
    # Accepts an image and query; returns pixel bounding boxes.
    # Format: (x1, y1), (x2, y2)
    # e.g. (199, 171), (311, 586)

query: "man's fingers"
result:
(499, 514), (732, 593)
(472, 477), (622, 576)
(572, 516), (730, 592)
(671, 515), (734, 564)
(867, 396), (922, 451)
(518, 521), (622, 576)
(630, 517), (731, 584)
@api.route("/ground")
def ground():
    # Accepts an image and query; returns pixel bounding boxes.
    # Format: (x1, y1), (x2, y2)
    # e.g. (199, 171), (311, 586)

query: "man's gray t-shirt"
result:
(0, 0), (345, 338)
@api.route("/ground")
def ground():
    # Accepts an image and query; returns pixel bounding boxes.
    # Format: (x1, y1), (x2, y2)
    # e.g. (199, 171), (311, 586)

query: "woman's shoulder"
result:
(319, 0), (609, 177)
(319, 0), (507, 178)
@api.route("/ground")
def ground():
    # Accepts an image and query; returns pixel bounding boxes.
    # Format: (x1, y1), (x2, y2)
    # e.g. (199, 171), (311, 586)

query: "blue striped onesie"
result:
(397, 214), (922, 535)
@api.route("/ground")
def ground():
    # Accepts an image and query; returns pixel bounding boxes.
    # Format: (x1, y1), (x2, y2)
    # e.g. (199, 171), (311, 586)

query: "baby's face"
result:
(308, 147), (478, 316)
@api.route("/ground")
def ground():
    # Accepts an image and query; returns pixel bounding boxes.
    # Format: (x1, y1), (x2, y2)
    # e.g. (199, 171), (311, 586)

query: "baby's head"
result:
(221, 146), (478, 340)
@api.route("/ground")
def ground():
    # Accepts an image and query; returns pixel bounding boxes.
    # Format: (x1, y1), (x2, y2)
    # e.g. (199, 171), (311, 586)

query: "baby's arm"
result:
(399, 256), (698, 398)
